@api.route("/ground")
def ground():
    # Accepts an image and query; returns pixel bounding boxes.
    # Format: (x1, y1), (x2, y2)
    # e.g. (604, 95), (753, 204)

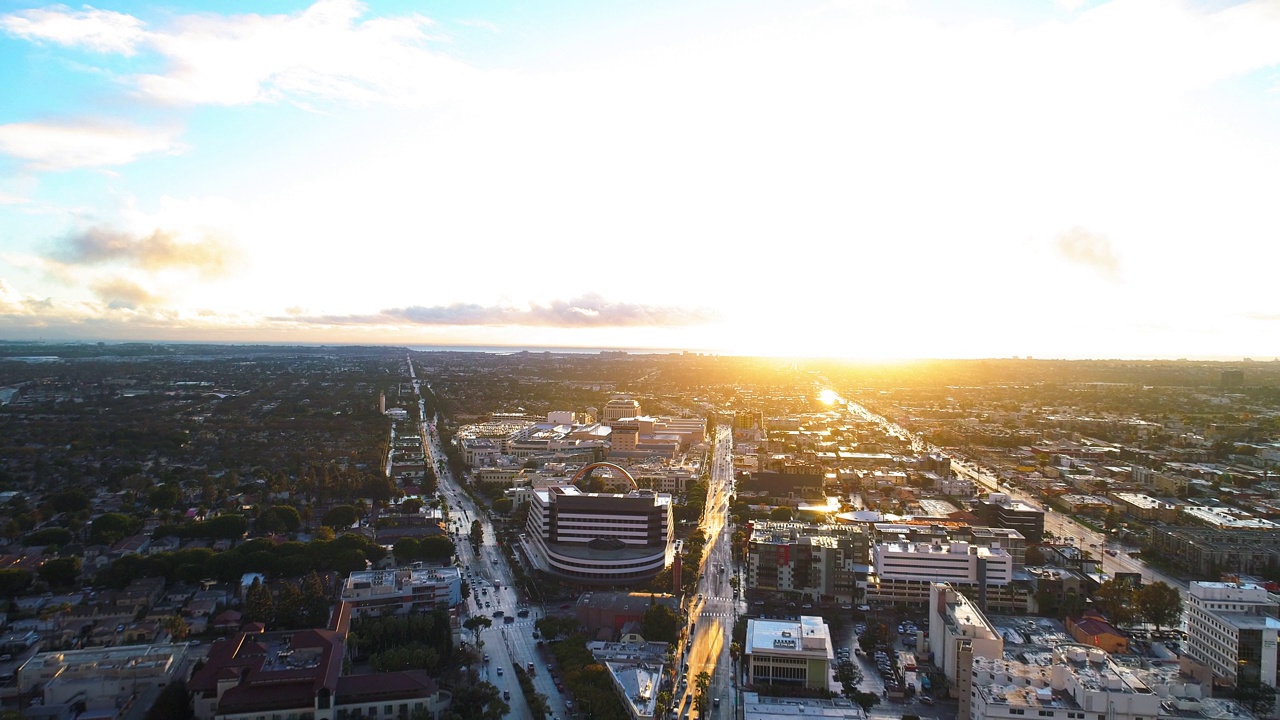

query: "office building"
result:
(604, 398), (642, 423)
(744, 616), (834, 690)
(1185, 581), (1280, 691)
(974, 493), (1045, 542)
(869, 541), (1017, 609)
(526, 486), (674, 583)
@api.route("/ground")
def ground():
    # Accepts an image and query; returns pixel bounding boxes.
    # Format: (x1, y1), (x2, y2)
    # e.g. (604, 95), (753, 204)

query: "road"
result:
(410, 358), (571, 719)
(675, 425), (741, 719)
(839, 393), (1191, 614)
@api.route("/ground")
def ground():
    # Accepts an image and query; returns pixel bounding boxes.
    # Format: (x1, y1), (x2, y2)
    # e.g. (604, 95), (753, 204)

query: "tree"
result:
(470, 519), (483, 548)
(641, 603), (680, 643)
(90, 512), (141, 545)
(394, 538), (420, 563)
(256, 506), (302, 535)
(163, 615), (190, 642)
(851, 690), (881, 713)
(400, 497), (424, 515)
(149, 484), (183, 511)
(322, 505), (360, 529)
(417, 535), (456, 562)
(275, 582), (304, 628)
(463, 614), (492, 645)
(769, 506), (794, 521)
(1137, 582), (1183, 632)
(50, 490), (91, 514)
(694, 671), (712, 716)
(444, 680), (509, 720)
(492, 497), (513, 515)
(245, 579), (275, 626)
(301, 571), (331, 628)
(38, 557), (82, 589)
(1092, 579), (1139, 626)
(145, 679), (194, 720)
(1234, 677), (1278, 716)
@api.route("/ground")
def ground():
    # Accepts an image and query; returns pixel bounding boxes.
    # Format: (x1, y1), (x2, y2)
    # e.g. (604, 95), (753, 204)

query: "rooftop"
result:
(745, 616), (832, 658)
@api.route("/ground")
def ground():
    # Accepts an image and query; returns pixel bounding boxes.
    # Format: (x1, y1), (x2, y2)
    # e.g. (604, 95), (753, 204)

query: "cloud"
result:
(48, 226), (241, 277)
(1, 0), (473, 107)
(281, 295), (719, 328)
(0, 121), (182, 171)
(1, 4), (145, 55)
(1054, 227), (1121, 281)
(91, 277), (160, 309)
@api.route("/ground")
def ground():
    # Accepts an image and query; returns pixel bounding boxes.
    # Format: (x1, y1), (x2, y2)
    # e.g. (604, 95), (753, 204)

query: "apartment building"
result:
(928, 583), (1004, 719)
(746, 523), (869, 603)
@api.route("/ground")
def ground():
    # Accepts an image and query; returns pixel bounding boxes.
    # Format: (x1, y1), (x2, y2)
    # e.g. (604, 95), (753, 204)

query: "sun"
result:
(818, 389), (840, 405)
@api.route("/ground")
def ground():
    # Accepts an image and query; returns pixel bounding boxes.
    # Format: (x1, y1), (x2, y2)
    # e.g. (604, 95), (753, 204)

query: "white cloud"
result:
(0, 121), (182, 171)
(1, 4), (145, 55)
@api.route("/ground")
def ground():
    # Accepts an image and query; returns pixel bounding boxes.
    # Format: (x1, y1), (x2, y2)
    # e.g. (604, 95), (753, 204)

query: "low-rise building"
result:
(340, 567), (462, 617)
(18, 643), (192, 717)
(746, 523), (868, 603)
(1065, 610), (1128, 654)
(744, 616), (833, 690)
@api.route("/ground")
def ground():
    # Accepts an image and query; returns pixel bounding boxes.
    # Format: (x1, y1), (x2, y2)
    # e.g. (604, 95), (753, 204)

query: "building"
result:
(1065, 610), (1128, 654)
(574, 592), (679, 637)
(526, 486), (674, 583)
(1149, 525), (1280, 577)
(974, 493), (1044, 542)
(870, 541), (1014, 608)
(189, 630), (344, 720)
(1185, 581), (1280, 691)
(604, 398), (642, 424)
(334, 671), (452, 720)
(1111, 492), (1180, 522)
(928, 583), (1003, 719)
(587, 641), (669, 720)
(746, 523), (869, 603)
(740, 692), (862, 720)
(340, 566), (463, 617)
(18, 643), (192, 718)
(970, 646), (1222, 720)
(744, 616), (833, 689)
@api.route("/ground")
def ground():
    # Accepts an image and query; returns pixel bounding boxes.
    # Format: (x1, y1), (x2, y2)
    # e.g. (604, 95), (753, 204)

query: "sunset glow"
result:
(3, 0), (1280, 359)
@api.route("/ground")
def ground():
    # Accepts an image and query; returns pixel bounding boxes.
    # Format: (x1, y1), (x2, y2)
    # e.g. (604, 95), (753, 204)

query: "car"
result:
(503, 690), (511, 700)
(752, 601), (764, 606)
(187, 640), (200, 647)
(116, 624), (125, 633)
(496, 667), (503, 676)
(493, 610), (504, 617)
(921, 696), (935, 705)
(841, 604), (853, 610)
(802, 603), (813, 609)
(484, 654), (490, 662)
(0, 655), (10, 662)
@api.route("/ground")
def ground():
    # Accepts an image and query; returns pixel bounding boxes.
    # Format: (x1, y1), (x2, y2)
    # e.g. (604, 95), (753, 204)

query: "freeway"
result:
(411, 359), (570, 719)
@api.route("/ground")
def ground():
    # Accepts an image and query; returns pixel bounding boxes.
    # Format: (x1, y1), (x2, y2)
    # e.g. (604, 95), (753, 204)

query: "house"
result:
(213, 610), (243, 633)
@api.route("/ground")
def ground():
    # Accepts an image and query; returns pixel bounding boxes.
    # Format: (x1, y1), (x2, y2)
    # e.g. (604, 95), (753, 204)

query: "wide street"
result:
(674, 425), (741, 719)
(847, 397), (1192, 613)
(411, 359), (570, 719)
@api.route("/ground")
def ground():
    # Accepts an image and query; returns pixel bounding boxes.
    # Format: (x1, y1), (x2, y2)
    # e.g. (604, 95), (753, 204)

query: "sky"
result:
(2, 0), (1279, 360)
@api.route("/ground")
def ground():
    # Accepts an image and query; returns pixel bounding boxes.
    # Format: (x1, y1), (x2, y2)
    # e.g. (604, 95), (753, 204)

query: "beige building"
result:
(928, 583), (1003, 720)
(745, 616), (833, 690)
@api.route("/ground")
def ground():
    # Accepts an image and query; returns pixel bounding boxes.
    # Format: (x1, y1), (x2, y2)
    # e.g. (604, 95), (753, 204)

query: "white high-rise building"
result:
(1185, 581), (1280, 691)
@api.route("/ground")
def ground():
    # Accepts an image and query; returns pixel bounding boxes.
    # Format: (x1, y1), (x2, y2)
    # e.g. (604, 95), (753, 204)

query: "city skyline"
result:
(2, 0), (1280, 360)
